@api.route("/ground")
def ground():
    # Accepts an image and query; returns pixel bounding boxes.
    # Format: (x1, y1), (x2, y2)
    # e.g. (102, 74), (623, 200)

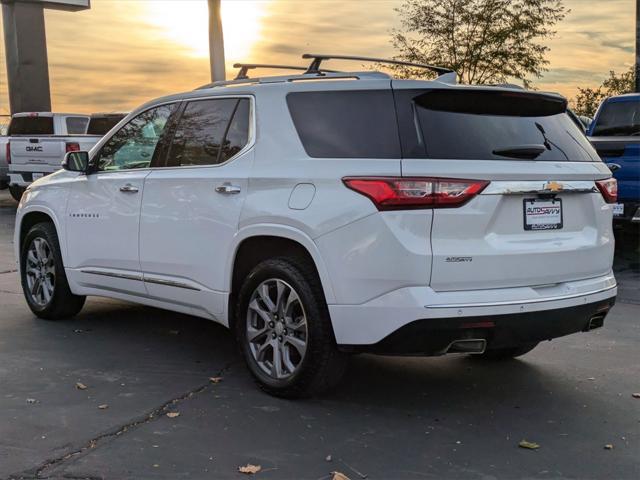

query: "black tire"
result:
(473, 342), (539, 360)
(9, 185), (25, 202)
(20, 222), (86, 320)
(235, 256), (347, 398)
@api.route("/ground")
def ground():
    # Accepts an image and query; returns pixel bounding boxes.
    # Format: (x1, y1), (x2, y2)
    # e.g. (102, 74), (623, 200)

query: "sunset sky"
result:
(0, 0), (635, 115)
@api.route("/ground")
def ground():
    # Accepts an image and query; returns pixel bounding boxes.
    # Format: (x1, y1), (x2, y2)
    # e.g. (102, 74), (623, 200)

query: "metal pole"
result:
(636, 0), (639, 92)
(2, 0), (52, 113)
(208, 0), (226, 82)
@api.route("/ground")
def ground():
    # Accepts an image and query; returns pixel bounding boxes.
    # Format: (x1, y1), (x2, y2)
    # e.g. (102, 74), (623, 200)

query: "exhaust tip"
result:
(586, 313), (605, 331)
(446, 339), (487, 354)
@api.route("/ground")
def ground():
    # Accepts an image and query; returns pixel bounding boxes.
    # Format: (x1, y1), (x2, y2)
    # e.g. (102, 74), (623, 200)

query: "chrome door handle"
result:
(119, 183), (139, 193)
(215, 183), (241, 194)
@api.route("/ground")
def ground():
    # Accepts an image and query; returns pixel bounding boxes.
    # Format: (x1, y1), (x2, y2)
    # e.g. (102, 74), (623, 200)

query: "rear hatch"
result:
(8, 115), (65, 167)
(392, 83), (614, 291)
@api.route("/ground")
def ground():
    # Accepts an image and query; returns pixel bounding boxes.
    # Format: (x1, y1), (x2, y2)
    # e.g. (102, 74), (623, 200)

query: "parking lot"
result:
(0, 188), (638, 480)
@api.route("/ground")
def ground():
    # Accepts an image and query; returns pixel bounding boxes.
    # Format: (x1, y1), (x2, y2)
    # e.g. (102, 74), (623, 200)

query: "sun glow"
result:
(144, 0), (269, 64)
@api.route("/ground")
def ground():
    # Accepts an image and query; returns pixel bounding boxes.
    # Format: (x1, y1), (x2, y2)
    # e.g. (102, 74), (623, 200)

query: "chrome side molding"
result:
(81, 269), (201, 291)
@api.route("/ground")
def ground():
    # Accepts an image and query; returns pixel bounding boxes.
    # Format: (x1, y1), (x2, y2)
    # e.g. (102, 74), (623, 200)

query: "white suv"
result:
(14, 55), (618, 397)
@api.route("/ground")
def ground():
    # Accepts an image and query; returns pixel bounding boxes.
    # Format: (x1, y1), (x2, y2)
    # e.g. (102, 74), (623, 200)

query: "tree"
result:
(389, 0), (567, 87)
(572, 66), (636, 118)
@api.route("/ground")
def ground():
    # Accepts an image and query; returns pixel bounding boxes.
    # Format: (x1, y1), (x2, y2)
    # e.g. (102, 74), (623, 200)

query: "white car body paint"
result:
(14, 72), (617, 348)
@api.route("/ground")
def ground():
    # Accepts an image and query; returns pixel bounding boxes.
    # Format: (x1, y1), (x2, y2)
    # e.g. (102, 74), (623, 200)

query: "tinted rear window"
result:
(8, 116), (54, 135)
(395, 89), (599, 162)
(592, 100), (640, 136)
(287, 90), (401, 158)
(87, 115), (125, 135)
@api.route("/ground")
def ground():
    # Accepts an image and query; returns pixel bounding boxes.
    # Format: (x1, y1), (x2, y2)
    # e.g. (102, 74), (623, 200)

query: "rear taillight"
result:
(596, 178), (617, 204)
(65, 142), (80, 153)
(5, 141), (10, 164)
(342, 177), (490, 210)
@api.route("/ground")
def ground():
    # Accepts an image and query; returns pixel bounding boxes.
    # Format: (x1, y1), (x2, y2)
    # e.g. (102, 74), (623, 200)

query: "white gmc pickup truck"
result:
(7, 112), (125, 201)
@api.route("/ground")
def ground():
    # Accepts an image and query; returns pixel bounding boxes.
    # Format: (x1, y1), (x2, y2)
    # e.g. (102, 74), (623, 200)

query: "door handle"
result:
(119, 183), (139, 193)
(215, 183), (241, 194)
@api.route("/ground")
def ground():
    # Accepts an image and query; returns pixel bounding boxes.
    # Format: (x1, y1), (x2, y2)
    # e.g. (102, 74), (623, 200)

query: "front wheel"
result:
(235, 257), (347, 398)
(21, 222), (86, 320)
(9, 185), (25, 202)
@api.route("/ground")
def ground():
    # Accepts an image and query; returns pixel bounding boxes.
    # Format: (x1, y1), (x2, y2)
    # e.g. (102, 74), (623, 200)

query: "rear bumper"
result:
(347, 298), (615, 355)
(329, 272), (617, 347)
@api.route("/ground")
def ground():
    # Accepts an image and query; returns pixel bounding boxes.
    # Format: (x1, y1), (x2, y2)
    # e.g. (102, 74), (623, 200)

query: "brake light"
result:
(65, 142), (80, 153)
(5, 141), (10, 164)
(343, 177), (490, 210)
(596, 178), (617, 204)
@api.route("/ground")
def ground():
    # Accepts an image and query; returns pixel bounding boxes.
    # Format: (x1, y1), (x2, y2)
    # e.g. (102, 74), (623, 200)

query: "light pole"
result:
(635, 0), (639, 92)
(208, 0), (225, 82)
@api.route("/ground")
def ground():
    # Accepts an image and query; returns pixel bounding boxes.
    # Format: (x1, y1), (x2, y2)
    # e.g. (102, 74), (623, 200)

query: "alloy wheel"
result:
(246, 278), (308, 380)
(25, 237), (55, 307)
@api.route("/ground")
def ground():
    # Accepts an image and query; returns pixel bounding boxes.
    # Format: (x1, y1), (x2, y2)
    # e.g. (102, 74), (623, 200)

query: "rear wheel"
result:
(473, 342), (538, 360)
(20, 222), (85, 320)
(9, 185), (25, 202)
(235, 257), (347, 398)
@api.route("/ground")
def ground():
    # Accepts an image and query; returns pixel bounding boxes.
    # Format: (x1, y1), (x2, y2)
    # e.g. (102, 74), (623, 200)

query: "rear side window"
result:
(87, 115), (125, 135)
(8, 116), (54, 135)
(287, 90), (401, 158)
(394, 89), (600, 162)
(66, 116), (89, 134)
(592, 100), (640, 136)
(168, 98), (250, 167)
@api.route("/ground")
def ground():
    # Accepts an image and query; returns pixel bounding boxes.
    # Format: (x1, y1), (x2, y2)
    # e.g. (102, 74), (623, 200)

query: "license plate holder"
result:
(524, 198), (563, 231)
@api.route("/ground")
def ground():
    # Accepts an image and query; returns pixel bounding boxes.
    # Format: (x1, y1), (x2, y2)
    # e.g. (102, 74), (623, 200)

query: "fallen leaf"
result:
(332, 472), (351, 480)
(326, 454), (332, 462)
(632, 393), (640, 399)
(209, 377), (223, 384)
(26, 398), (37, 404)
(604, 444), (614, 450)
(518, 440), (540, 450)
(75, 382), (88, 390)
(166, 412), (180, 418)
(98, 404), (109, 410)
(587, 377), (595, 381)
(238, 464), (261, 474)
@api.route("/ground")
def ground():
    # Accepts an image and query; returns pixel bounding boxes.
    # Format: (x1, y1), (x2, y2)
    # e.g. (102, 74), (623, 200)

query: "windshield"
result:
(592, 99), (640, 136)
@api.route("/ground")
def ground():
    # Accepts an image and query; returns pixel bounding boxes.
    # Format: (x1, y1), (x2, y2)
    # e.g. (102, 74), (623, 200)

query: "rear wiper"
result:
(492, 144), (547, 159)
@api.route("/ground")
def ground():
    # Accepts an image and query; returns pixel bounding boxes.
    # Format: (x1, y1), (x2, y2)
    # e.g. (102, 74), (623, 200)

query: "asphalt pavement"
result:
(0, 188), (638, 480)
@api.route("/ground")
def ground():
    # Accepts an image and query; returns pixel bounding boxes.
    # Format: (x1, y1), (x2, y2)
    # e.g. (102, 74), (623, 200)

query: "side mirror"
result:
(62, 151), (90, 173)
(606, 163), (621, 173)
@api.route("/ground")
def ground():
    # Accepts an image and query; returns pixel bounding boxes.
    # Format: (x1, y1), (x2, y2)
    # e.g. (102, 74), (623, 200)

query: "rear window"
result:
(395, 89), (600, 162)
(66, 116), (89, 134)
(87, 115), (125, 135)
(592, 100), (640, 137)
(8, 116), (54, 135)
(287, 90), (401, 158)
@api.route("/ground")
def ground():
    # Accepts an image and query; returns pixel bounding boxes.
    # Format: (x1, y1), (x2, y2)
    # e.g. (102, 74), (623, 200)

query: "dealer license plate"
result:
(524, 198), (563, 231)
(612, 203), (624, 217)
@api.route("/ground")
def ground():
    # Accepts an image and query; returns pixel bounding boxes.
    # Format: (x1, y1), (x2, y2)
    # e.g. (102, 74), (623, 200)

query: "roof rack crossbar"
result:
(233, 63), (339, 80)
(302, 53), (454, 76)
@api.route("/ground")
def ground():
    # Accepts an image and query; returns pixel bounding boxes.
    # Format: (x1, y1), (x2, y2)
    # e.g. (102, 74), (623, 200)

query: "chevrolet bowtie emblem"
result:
(544, 181), (564, 192)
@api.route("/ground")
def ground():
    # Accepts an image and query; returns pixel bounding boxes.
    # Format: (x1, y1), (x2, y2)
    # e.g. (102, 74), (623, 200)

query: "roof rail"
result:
(233, 63), (339, 80)
(302, 53), (454, 76)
